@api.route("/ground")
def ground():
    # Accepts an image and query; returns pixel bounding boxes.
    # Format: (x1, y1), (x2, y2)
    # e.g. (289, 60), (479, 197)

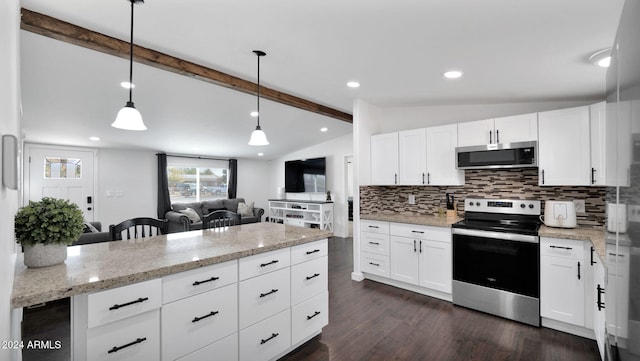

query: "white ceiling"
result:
(20, 0), (625, 159)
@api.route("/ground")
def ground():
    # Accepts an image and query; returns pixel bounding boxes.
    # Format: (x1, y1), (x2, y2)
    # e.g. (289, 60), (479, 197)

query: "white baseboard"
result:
(541, 317), (596, 340)
(363, 273), (452, 302)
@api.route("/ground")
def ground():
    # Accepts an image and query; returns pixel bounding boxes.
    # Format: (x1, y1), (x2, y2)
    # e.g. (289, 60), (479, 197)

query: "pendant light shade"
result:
(248, 50), (269, 146)
(112, 0), (147, 131)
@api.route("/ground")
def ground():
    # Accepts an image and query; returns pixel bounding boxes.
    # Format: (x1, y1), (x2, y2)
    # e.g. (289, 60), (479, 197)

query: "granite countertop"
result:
(11, 222), (332, 309)
(360, 212), (462, 227)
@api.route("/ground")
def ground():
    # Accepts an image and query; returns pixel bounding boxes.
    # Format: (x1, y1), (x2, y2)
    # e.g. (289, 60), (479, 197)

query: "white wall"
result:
(236, 158), (271, 213)
(1, 1), (21, 359)
(269, 134), (353, 238)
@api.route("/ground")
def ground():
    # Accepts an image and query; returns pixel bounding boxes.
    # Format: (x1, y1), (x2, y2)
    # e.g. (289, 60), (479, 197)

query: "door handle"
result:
(590, 247), (596, 265)
(591, 168), (596, 184)
(577, 261), (581, 280)
(596, 284), (605, 311)
(413, 240), (417, 253)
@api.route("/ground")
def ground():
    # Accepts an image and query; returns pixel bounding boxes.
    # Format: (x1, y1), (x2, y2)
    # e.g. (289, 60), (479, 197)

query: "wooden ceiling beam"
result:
(20, 8), (353, 124)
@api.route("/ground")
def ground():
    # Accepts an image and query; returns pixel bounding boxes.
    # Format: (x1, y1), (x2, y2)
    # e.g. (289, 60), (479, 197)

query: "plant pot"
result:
(23, 243), (67, 268)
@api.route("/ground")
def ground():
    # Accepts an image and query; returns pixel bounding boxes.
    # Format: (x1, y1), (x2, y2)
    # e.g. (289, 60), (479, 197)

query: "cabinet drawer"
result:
(291, 292), (329, 346)
(291, 256), (328, 305)
(239, 309), (291, 361)
(86, 309), (160, 361)
(239, 247), (290, 281)
(361, 253), (390, 278)
(361, 220), (389, 235)
(390, 223), (450, 242)
(162, 259), (237, 304)
(161, 284), (238, 361)
(285, 217), (305, 227)
(239, 267), (291, 329)
(177, 333), (238, 361)
(541, 237), (585, 259)
(361, 232), (390, 255)
(87, 279), (161, 328)
(291, 239), (328, 265)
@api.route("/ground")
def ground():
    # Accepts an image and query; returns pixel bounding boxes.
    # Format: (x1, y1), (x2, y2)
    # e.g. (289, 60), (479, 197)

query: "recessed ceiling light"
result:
(120, 81), (135, 89)
(250, 111), (259, 117)
(444, 71), (463, 79)
(320, 127), (328, 132)
(89, 136), (100, 141)
(347, 81), (360, 88)
(589, 48), (611, 68)
(258, 152), (264, 156)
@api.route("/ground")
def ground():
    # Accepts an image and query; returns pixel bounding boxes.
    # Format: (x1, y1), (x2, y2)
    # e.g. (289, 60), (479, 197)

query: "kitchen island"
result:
(12, 222), (332, 361)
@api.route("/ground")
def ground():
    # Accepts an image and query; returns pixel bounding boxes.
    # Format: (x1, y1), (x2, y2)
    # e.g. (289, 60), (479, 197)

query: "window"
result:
(167, 157), (228, 203)
(44, 157), (81, 179)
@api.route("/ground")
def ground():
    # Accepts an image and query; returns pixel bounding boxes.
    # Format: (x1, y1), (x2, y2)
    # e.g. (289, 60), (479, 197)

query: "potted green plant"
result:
(15, 197), (85, 268)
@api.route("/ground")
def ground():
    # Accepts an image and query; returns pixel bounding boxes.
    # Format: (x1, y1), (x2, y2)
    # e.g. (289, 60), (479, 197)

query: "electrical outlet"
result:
(408, 194), (416, 205)
(573, 199), (586, 214)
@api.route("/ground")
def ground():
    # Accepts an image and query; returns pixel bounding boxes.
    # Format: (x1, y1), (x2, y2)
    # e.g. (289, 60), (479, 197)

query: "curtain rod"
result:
(158, 153), (232, 162)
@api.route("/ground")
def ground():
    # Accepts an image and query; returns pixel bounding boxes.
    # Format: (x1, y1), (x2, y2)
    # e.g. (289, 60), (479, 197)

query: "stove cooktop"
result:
(452, 219), (541, 236)
(453, 198), (542, 236)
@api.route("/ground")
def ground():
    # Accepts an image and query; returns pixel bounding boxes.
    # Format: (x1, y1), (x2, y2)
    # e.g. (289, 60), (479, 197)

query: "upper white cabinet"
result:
(398, 129), (427, 185)
(538, 106), (591, 186)
(590, 102), (607, 185)
(457, 113), (538, 147)
(426, 124), (464, 185)
(370, 132), (399, 185)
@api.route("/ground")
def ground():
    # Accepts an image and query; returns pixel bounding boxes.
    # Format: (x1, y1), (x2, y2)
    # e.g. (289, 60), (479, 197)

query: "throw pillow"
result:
(179, 207), (201, 223)
(237, 202), (254, 217)
(83, 222), (100, 233)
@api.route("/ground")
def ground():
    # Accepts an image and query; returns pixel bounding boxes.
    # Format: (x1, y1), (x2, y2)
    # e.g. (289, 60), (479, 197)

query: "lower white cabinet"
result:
(593, 260), (606, 361)
(177, 333), (238, 361)
(239, 309), (292, 361)
(239, 267), (291, 329)
(291, 292), (329, 346)
(419, 238), (452, 293)
(540, 237), (586, 327)
(361, 252), (390, 277)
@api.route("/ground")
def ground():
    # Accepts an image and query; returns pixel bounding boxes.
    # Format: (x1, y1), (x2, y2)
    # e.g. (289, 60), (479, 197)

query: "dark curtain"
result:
(228, 159), (238, 199)
(157, 153), (172, 218)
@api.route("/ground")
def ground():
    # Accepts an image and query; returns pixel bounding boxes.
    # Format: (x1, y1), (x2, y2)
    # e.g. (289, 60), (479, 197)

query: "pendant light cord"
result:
(128, 0), (135, 103)
(256, 53), (261, 128)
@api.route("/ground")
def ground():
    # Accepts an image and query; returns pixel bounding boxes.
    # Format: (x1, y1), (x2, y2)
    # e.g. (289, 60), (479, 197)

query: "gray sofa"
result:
(72, 221), (111, 245)
(165, 198), (264, 233)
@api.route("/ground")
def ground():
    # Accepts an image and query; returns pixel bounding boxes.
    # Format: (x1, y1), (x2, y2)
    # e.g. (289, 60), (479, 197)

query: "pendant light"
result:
(248, 50), (269, 146)
(112, 0), (147, 131)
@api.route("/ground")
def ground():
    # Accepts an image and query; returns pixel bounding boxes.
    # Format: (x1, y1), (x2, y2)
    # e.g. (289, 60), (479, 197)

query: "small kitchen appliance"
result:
(452, 198), (542, 326)
(541, 201), (577, 228)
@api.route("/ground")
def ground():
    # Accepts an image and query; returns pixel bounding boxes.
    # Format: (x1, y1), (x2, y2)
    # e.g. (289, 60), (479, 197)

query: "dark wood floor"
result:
(22, 237), (600, 361)
(281, 237), (600, 361)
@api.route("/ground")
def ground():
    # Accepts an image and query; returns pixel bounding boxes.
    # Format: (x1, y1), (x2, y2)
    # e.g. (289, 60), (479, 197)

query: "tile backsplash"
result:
(360, 168), (606, 227)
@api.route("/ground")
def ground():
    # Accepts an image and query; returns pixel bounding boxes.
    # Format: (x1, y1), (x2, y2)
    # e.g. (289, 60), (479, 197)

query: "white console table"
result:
(268, 200), (334, 232)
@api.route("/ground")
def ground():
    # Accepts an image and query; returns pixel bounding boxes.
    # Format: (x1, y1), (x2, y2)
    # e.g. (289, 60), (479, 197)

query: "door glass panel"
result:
(44, 157), (82, 179)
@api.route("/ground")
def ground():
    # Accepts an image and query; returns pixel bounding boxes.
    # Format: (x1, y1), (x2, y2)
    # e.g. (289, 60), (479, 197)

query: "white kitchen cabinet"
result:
(291, 292), (329, 346)
(177, 333), (238, 361)
(371, 132), (399, 185)
(361, 220), (391, 277)
(603, 100), (632, 187)
(239, 267), (291, 329)
(389, 235), (420, 285)
(590, 101), (607, 186)
(239, 309), (291, 361)
(398, 128), (427, 185)
(606, 245), (629, 339)
(540, 237), (586, 326)
(457, 113), (537, 147)
(538, 106), (591, 186)
(593, 259), (606, 361)
(419, 238), (452, 293)
(425, 124), (464, 185)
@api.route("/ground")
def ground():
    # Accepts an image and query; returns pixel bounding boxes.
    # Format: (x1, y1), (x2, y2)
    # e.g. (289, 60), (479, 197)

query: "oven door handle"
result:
(452, 228), (539, 244)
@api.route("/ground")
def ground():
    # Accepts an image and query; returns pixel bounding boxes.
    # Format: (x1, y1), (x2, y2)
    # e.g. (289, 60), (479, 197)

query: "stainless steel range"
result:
(452, 198), (542, 326)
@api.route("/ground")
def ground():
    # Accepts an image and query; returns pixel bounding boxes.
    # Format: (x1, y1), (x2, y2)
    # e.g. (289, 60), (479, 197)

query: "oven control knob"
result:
(529, 204), (534, 209)
(520, 204), (525, 208)
(476, 202), (481, 206)
(469, 201), (473, 207)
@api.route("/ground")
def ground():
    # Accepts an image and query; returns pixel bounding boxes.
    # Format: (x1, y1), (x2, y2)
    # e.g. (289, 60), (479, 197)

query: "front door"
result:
(25, 144), (96, 221)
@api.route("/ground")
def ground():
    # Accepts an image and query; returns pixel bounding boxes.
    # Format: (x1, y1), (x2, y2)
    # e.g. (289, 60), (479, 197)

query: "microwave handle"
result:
(489, 130), (492, 144)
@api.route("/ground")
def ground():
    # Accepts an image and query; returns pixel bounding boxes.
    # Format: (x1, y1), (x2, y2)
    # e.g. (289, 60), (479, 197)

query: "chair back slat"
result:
(110, 217), (169, 241)
(203, 210), (241, 230)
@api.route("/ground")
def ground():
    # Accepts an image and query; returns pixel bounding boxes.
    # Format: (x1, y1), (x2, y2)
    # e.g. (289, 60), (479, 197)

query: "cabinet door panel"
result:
(389, 236), (419, 285)
(419, 240), (452, 293)
(494, 113), (538, 144)
(540, 255), (585, 326)
(176, 333), (238, 361)
(371, 133), (399, 185)
(398, 128), (427, 185)
(239, 268), (291, 329)
(457, 119), (493, 147)
(426, 124), (464, 185)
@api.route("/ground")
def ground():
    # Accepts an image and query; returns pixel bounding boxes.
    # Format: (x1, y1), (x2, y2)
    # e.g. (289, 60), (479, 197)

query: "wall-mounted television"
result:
(285, 157), (326, 193)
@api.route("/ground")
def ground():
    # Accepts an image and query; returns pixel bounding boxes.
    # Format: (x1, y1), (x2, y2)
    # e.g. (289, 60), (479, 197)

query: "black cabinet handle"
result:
(590, 247), (596, 266)
(307, 311), (321, 320)
(260, 260), (279, 267)
(496, 129), (499, 143)
(411, 230), (425, 234)
(591, 168), (596, 184)
(192, 311), (219, 323)
(489, 130), (493, 144)
(368, 225), (379, 229)
(306, 273), (320, 280)
(259, 289), (279, 298)
(369, 241), (380, 245)
(541, 169), (545, 184)
(422, 173), (425, 184)
(413, 240), (417, 252)
(306, 249), (320, 255)
(577, 261), (581, 280)
(427, 173), (431, 184)
(549, 245), (573, 250)
(419, 240), (422, 253)
(597, 284), (605, 311)
(108, 337), (146, 354)
(369, 262), (380, 267)
(109, 297), (148, 311)
(609, 252), (624, 257)
(394, 173), (398, 184)
(193, 276), (220, 286)
(260, 333), (279, 345)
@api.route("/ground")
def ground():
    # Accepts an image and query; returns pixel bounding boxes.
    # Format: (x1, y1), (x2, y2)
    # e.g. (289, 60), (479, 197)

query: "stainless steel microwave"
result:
(456, 141), (537, 169)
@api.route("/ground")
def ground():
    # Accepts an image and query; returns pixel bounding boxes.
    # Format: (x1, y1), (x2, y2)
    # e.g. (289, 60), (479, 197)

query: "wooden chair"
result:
(202, 210), (241, 229)
(109, 217), (169, 241)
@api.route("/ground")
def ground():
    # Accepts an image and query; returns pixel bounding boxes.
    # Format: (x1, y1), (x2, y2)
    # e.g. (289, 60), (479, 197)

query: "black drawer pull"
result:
(109, 297), (148, 311)
(260, 333), (279, 345)
(259, 289), (279, 298)
(608, 253), (624, 257)
(108, 337), (146, 354)
(577, 261), (581, 280)
(368, 225), (379, 229)
(306, 273), (320, 280)
(549, 245), (572, 250)
(192, 311), (219, 323)
(411, 230), (425, 234)
(369, 241), (380, 245)
(260, 260), (279, 267)
(597, 284), (605, 311)
(307, 311), (321, 320)
(192, 276), (220, 286)
(306, 249), (320, 255)
(369, 262), (380, 267)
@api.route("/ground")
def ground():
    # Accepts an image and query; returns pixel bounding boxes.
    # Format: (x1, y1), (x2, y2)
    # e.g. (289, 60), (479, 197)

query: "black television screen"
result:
(285, 157), (326, 193)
